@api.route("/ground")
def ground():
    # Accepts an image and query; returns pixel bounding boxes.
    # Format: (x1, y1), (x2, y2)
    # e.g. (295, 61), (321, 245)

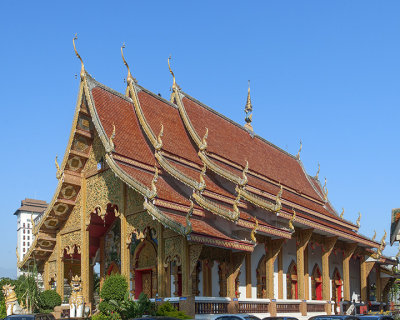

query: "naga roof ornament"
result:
(372, 230), (377, 241)
(356, 212), (361, 228)
(241, 160), (249, 186)
(55, 155), (63, 180)
(184, 200), (194, 235)
(340, 208), (344, 219)
(150, 167), (159, 200)
(289, 209), (296, 231)
(250, 217), (258, 243)
(106, 124), (116, 153)
(73, 34), (85, 79)
(322, 177), (328, 202)
(156, 124), (164, 151)
(244, 80), (253, 132)
(296, 140), (302, 160)
(315, 162), (320, 180)
(121, 43), (136, 85)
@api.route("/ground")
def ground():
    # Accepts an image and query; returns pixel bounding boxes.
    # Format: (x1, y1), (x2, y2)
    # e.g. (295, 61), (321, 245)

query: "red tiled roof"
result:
(88, 79), (376, 247)
(182, 96), (320, 199)
(137, 91), (202, 165)
(92, 87), (155, 166)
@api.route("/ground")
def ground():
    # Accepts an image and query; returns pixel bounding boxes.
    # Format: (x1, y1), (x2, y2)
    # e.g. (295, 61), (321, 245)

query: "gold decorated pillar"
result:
(43, 260), (50, 290)
(278, 249), (283, 299)
(56, 232), (64, 299)
(322, 237), (337, 301)
(266, 239), (284, 299)
(296, 229), (313, 300)
(343, 243), (357, 301)
(157, 224), (166, 297)
(80, 175), (90, 303)
(181, 236), (191, 296)
(120, 185), (130, 281)
(245, 253), (252, 298)
(304, 243), (309, 300)
(360, 256), (375, 302)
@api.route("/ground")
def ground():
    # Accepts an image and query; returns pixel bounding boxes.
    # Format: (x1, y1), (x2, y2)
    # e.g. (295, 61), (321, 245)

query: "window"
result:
(23, 230), (25, 234)
(27, 230), (30, 234)
(23, 223), (25, 228)
(27, 223), (30, 228)
(23, 248), (25, 252)
(23, 242), (25, 246)
(27, 236), (30, 240)
(23, 236), (25, 240)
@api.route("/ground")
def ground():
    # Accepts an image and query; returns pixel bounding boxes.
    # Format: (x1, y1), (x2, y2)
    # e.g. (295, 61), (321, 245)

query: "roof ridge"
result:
(181, 91), (297, 160)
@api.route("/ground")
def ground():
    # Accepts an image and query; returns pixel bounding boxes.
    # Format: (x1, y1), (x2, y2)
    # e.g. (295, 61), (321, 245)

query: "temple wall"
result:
(238, 262), (246, 298)
(211, 262), (219, 296)
(308, 244), (322, 298)
(274, 258), (279, 296)
(251, 244), (265, 298)
(350, 257), (361, 301)
(329, 249), (344, 301)
(282, 238), (297, 299)
(198, 268), (204, 296)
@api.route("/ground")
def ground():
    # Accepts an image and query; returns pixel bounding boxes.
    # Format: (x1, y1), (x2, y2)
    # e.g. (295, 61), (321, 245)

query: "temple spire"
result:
(73, 34), (85, 79)
(244, 80), (253, 131)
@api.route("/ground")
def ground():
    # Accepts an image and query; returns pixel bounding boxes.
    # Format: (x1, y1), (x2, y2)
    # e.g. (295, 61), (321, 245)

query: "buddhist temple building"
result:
(17, 40), (397, 318)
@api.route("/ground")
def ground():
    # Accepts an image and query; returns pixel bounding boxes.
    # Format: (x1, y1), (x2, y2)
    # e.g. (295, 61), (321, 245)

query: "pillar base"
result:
(269, 301), (277, 316)
(300, 301), (307, 316)
(227, 300), (239, 314)
(179, 296), (195, 318)
(325, 302), (332, 315)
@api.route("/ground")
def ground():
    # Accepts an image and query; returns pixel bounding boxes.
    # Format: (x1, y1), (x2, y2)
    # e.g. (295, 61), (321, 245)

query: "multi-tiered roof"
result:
(18, 43), (383, 269)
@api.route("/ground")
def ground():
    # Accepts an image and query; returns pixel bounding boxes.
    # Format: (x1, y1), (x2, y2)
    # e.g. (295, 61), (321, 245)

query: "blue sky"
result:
(0, 1), (399, 278)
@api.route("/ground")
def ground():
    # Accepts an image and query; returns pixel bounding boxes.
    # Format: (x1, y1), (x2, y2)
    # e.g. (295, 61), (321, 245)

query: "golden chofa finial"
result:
(296, 140), (302, 160)
(315, 162), (320, 180)
(121, 43), (136, 85)
(372, 230), (377, 241)
(244, 80), (253, 132)
(73, 34), (85, 79)
(168, 55), (179, 91)
(340, 208), (344, 219)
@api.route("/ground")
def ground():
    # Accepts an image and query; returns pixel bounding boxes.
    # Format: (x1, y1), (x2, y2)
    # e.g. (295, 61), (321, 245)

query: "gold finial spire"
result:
(340, 208), (344, 219)
(73, 34), (85, 79)
(315, 162), (320, 180)
(372, 230), (377, 241)
(244, 80), (253, 132)
(121, 43), (136, 85)
(168, 55), (179, 91)
(296, 140), (302, 160)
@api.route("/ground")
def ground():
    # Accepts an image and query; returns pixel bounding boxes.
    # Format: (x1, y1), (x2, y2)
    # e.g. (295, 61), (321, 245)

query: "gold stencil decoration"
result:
(53, 203), (69, 216)
(61, 185), (77, 200)
(67, 156), (83, 171)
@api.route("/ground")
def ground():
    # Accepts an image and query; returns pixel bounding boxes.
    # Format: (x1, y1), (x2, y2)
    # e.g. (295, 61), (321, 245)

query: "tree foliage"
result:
(156, 301), (191, 319)
(38, 290), (61, 312)
(100, 274), (128, 302)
